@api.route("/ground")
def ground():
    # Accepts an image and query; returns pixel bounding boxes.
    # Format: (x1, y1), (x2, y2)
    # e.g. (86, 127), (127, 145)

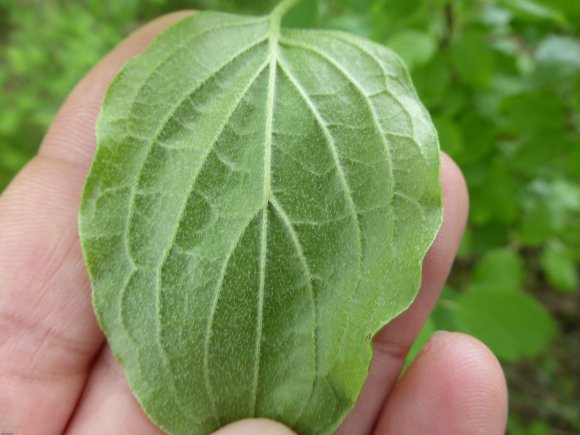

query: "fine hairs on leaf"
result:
(79, 0), (443, 433)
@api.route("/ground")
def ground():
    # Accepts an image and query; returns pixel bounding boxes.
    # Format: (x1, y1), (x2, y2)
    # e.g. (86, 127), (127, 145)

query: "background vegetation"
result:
(1, 0), (578, 433)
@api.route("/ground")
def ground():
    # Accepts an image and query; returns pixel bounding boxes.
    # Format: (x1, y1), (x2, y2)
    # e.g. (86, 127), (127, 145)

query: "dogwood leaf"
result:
(79, 1), (442, 433)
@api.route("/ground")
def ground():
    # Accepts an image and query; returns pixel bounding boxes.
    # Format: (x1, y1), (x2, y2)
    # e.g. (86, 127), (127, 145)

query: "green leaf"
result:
(455, 113), (494, 164)
(520, 201), (566, 245)
(336, 0), (375, 14)
(470, 222), (510, 255)
(386, 30), (437, 70)
(536, 36), (580, 72)
(520, 179), (579, 245)
(536, 36), (580, 94)
(499, 0), (567, 25)
(282, 0), (320, 28)
(322, 14), (372, 38)
(535, 0), (580, 23)
(79, 2), (443, 434)
(370, 0), (426, 39)
(469, 166), (518, 225)
(450, 31), (496, 88)
(452, 290), (558, 361)
(433, 116), (464, 158)
(500, 91), (566, 138)
(540, 243), (579, 293)
(411, 53), (451, 108)
(472, 248), (524, 292)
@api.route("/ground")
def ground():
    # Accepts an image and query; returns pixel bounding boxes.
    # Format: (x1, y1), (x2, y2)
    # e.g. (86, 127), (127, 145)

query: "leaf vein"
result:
(250, 38), (278, 415)
(203, 209), (263, 425)
(328, 34), (424, 158)
(276, 57), (363, 383)
(280, 37), (396, 201)
(124, 16), (269, 135)
(270, 195), (318, 426)
(156, 60), (270, 424)
(124, 37), (268, 267)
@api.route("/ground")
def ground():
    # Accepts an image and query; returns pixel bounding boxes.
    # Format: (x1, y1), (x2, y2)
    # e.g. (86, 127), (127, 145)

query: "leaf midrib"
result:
(251, 15), (280, 415)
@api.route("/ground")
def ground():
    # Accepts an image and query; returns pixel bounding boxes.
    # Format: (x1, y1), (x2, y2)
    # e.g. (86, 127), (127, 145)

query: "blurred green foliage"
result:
(1, 0), (579, 432)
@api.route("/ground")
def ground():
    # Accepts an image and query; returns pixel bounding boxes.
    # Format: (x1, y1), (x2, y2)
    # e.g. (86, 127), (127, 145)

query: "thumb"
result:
(212, 419), (296, 435)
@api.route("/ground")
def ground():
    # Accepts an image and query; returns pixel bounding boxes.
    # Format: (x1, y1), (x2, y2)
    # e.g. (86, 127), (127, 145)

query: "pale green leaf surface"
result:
(79, 2), (442, 434)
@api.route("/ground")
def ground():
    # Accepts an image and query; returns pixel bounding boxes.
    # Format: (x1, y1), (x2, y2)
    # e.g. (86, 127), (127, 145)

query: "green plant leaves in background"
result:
(411, 247), (558, 364)
(541, 243), (579, 294)
(79, 2), (442, 433)
(387, 30), (437, 70)
(452, 290), (558, 361)
(448, 248), (559, 361)
(500, 0), (567, 24)
(536, 35), (580, 79)
(451, 31), (496, 88)
(472, 248), (523, 291)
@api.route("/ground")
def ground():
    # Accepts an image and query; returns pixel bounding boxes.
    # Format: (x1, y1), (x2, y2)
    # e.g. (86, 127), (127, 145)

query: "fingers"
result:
(374, 332), (508, 435)
(65, 152), (467, 434)
(0, 12), (193, 434)
(212, 419), (296, 435)
(65, 348), (165, 435)
(66, 349), (295, 434)
(336, 153), (469, 434)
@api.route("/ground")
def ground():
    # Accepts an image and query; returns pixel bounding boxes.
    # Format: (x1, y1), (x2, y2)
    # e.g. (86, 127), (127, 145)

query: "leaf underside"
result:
(80, 9), (442, 435)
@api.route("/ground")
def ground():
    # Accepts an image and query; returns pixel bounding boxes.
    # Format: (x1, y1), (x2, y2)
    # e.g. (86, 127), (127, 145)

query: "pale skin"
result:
(0, 12), (508, 435)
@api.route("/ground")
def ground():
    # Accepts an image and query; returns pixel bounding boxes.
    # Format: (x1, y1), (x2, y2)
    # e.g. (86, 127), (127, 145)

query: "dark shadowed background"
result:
(1, 0), (578, 433)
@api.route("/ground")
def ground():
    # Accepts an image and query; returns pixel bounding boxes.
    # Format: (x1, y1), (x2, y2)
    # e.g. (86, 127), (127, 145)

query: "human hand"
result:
(0, 12), (507, 435)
